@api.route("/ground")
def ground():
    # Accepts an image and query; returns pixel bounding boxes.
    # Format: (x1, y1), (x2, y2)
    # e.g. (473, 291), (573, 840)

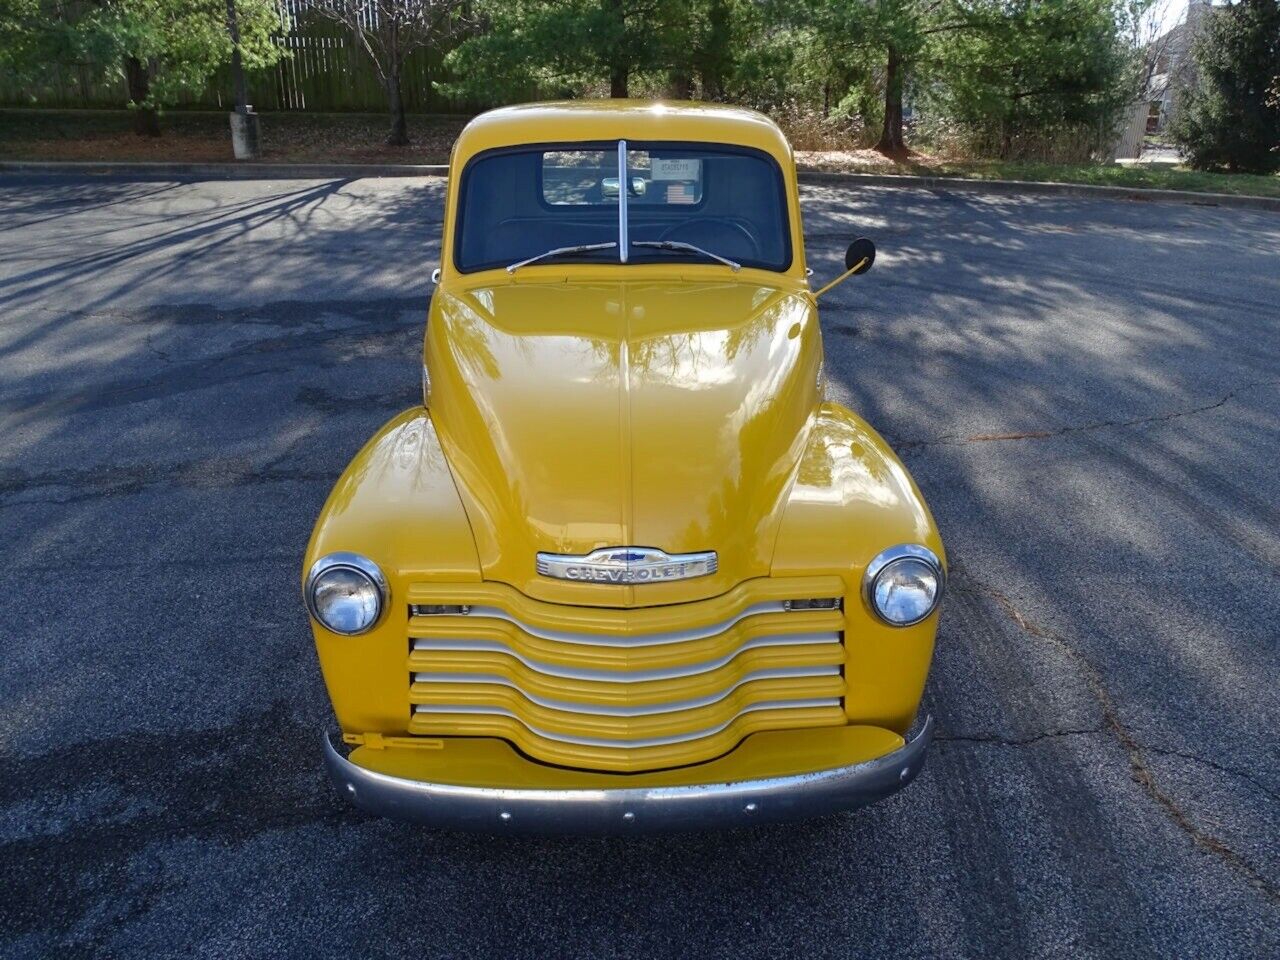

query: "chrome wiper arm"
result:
(632, 240), (741, 272)
(506, 242), (617, 274)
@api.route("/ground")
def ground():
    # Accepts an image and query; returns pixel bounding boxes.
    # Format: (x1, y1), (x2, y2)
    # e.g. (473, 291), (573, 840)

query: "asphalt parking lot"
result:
(1, 173), (1277, 959)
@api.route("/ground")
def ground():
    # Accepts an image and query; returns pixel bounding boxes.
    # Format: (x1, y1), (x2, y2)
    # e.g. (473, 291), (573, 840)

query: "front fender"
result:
(771, 402), (945, 734)
(303, 408), (481, 734)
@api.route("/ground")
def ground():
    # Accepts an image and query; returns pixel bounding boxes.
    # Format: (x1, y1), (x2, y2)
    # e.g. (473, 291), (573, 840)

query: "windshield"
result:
(454, 141), (791, 273)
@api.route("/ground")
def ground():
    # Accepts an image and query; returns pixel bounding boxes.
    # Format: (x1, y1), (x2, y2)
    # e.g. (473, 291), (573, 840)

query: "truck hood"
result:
(426, 277), (822, 606)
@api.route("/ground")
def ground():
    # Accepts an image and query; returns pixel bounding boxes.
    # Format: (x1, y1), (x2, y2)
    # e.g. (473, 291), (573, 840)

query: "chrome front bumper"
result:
(323, 716), (934, 834)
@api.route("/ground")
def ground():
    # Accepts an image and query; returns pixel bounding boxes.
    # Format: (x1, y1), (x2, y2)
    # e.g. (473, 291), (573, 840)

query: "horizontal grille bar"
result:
(429, 601), (788, 648)
(412, 699), (842, 749)
(412, 665), (841, 717)
(411, 632), (841, 683)
(406, 575), (846, 634)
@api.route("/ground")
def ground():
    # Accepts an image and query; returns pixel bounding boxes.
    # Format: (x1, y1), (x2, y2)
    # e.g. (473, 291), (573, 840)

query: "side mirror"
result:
(814, 237), (876, 299)
(845, 237), (876, 275)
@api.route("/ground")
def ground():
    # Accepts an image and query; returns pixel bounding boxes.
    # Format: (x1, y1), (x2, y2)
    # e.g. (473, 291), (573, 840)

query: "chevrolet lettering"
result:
(304, 101), (946, 833)
(537, 547), (718, 583)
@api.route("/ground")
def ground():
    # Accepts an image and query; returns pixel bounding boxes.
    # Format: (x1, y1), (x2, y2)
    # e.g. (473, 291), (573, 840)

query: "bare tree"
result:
(1132, 0), (1220, 132)
(315, 0), (470, 145)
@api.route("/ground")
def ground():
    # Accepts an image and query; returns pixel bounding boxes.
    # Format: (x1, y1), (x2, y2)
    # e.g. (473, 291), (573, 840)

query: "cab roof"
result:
(451, 100), (794, 168)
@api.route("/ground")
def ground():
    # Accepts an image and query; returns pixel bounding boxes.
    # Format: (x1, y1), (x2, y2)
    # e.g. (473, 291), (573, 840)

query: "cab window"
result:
(454, 142), (791, 273)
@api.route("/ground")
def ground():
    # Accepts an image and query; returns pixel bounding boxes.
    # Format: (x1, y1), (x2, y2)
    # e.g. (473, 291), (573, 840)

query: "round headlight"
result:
(864, 545), (944, 626)
(305, 553), (388, 635)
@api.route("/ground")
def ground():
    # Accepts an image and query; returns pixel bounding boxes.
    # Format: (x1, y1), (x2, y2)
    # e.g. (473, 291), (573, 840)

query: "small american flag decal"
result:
(666, 183), (696, 204)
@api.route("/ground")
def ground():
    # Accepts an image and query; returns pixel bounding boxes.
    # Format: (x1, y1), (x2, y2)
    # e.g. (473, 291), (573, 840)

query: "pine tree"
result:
(1171, 0), (1280, 173)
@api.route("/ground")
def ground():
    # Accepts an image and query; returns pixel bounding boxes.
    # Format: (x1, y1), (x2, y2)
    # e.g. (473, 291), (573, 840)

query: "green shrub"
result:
(1171, 0), (1280, 174)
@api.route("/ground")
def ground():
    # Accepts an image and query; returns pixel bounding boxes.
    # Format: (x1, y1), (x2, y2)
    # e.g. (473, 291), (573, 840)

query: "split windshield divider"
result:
(617, 139), (628, 264)
(616, 141), (740, 271)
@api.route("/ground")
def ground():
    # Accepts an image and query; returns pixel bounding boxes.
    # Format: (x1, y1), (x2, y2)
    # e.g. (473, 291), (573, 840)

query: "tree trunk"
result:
(124, 56), (160, 137)
(606, 0), (628, 97)
(226, 0), (249, 114)
(875, 44), (906, 157)
(385, 71), (409, 146)
(700, 70), (721, 101)
(701, 0), (729, 101)
(610, 63), (629, 98)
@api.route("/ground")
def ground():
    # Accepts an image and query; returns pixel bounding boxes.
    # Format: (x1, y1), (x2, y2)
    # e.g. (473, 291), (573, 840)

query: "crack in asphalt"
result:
(892, 379), (1280, 450)
(0, 297), (422, 426)
(142, 329), (175, 366)
(935, 726), (1107, 747)
(295, 384), (414, 413)
(7, 553), (300, 574)
(935, 726), (1280, 805)
(0, 382), (415, 511)
(956, 571), (1280, 906)
(0, 458), (339, 509)
(1140, 743), (1280, 807)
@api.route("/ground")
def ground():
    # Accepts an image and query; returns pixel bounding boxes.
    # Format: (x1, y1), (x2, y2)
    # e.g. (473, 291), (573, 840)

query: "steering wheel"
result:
(657, 217), (761, 261)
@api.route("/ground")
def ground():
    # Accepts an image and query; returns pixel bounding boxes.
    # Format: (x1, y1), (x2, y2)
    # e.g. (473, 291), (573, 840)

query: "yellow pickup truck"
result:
(303, 100), (945, 832)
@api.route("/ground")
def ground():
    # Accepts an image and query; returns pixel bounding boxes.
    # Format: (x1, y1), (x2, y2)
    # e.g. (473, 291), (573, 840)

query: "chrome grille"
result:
(405, 577), (847, 772)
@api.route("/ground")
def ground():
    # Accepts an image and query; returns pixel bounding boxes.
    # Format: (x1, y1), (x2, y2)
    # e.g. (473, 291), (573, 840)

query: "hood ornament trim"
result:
(536, 547), (718, 584)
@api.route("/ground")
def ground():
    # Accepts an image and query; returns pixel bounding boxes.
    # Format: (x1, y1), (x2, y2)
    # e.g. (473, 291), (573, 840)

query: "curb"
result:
(0, 160), (449, 180)
(796, 169), (1280, 212)
(2, 159), (1276, 212)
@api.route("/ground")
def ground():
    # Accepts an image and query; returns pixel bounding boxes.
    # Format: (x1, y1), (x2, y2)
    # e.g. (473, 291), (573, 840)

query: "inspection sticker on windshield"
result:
(652, 158), (701, 181)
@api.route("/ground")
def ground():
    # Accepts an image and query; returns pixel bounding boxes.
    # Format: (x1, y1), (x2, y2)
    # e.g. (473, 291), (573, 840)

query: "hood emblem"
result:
(536, 547), (718, 584)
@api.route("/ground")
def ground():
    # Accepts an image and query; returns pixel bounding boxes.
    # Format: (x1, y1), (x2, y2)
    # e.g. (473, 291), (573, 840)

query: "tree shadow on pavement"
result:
(0, 176), (1277, 958)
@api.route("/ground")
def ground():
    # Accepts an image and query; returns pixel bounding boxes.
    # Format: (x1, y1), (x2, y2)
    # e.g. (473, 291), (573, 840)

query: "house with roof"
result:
(1143, 0), (1220, 133)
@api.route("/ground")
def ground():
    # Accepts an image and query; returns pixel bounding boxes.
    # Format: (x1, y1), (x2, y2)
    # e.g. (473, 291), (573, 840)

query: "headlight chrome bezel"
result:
(305, 552), (389, 636)
(862, 544), (945, 627)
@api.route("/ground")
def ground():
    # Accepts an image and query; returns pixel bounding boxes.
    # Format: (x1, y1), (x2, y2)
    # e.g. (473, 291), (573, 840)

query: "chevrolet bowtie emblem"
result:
(536, 547), (718, 584)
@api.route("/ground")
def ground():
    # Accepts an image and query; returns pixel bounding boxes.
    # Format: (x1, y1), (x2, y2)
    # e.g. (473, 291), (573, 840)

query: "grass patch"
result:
(797, 150), (1280, 199)
(931, 160), (1280, 198)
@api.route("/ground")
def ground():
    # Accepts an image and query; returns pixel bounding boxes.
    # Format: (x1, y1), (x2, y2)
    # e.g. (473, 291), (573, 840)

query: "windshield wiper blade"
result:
(507, 242), (617, 274)
(632, 240), (741, 272)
